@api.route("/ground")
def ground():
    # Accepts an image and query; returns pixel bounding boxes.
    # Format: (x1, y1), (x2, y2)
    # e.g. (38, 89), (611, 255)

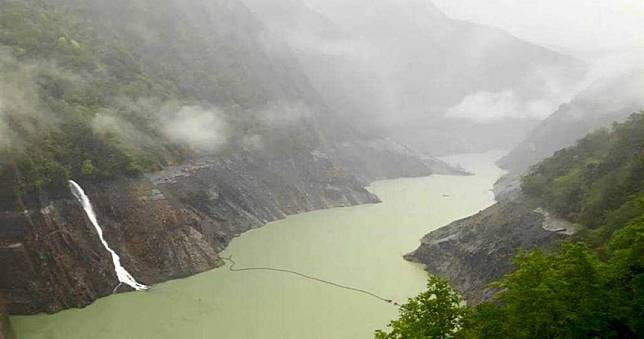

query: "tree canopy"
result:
(378, 113), (644, 338)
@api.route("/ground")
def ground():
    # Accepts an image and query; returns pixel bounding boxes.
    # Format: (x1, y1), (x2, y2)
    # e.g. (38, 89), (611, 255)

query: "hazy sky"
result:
(432, 0), (643, 57)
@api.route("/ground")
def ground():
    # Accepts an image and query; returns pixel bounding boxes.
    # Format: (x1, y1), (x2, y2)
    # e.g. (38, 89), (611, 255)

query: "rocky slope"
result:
(407, 105), (644, 304)
(0, 0), (465, 319)
(0, 149), (381, 315)
(1, 144), (460, 315)
(405, 196), (576, 304)
(330, 138), (468, 183)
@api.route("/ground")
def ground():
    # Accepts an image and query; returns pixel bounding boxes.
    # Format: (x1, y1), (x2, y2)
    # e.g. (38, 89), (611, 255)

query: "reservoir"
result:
(13, 152), (504, 339)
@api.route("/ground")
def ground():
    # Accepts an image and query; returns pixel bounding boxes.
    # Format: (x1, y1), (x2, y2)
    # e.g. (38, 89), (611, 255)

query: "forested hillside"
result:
(522, 112), (644, 246)
(1, 0), (464, 317)
(0, 0), (334, 206)
(383, 112), (644, 338)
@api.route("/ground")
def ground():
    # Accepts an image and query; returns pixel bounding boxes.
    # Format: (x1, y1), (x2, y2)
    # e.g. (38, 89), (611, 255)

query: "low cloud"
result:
(256, 101), (312, 128)
(162, 106), (229, 152)
(91, 110), (150, 146)
(447, 50), (644, 124)
(445, 90), (556, 123)
(240, 134), (264, 151)
(0, 48), (74, 150)
(584, 49), (643, 86)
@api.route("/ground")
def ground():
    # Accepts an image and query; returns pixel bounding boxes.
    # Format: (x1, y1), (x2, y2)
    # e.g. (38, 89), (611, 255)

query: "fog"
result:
(433, 0), (644, 116)
(244, 0), (589, 152)
(445, 90), (550, 123)
(432, 0), (643, 57)
(161, 106), (229, 153)
(3, 1), (644, 338)
(0, 48), (57, 151)
(1, 0), (642, 162)
(241, 0), (643, 155)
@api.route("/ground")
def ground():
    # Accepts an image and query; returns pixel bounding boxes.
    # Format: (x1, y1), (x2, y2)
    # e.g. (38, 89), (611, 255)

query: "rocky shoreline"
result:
(1, 141), (459, 316)
(405, 184), (577, 304)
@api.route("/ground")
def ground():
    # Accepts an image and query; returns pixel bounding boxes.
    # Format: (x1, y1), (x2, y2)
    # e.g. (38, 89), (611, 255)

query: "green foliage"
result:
(606, 218), (644, 334)
(80, 160), (95, 176)
(380, 114), (644, 338)
(522, 112), (644, 239)
(467, 245), (618, 338)
(0, 0), (320, 206)
(0, 0), (178, 203)
(467, 114), (644, 337)
(375, 276), (466, 339)
(380, 228), (643, 338)
(457, 303), (513, 338)
(462, 219), (644, 338)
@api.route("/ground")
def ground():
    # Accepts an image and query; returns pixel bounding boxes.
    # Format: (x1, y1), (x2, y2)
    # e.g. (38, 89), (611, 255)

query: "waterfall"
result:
(68, 180), (149, 291)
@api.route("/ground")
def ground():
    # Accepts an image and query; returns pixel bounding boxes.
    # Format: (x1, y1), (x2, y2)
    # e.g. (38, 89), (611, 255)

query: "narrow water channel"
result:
(14, 152), (505, 339)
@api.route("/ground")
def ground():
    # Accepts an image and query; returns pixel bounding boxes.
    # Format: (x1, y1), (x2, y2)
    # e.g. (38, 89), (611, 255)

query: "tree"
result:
(380, 114), (644, 338)
(458, 243), (640, 338)
(375, 276), (466, 339)
(81, 159), (95, 176)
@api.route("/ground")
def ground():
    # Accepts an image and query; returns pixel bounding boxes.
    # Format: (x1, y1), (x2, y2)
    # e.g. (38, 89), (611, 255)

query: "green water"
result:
(14, 152), (504, 339)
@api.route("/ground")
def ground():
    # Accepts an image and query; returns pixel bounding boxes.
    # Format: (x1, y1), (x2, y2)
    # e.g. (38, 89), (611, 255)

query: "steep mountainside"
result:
(0, 0), (460, 316)
(1, 150), (380, 314)
(498, 70), (644, 174)
(242, 0), (587, 154)
(405, 199), (571, 303)
(330, 138), (468, 183)
(520, 113), (644, 241)
(407, 112), (644, 304)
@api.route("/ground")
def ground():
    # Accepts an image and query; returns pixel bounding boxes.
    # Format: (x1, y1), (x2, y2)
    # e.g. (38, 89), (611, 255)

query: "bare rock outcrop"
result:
(405, 197), (574, 304)
(0, 149), (382, 315)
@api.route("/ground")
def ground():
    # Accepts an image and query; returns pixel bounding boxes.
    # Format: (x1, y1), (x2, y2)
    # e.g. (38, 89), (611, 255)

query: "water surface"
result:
(14, 152), (504, 339)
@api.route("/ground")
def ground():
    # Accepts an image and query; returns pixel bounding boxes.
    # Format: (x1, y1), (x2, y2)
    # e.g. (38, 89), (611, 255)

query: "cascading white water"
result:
(68, 180), (149, 291)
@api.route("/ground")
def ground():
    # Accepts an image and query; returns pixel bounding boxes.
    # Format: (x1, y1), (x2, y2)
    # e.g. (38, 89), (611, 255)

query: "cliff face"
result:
(0, 0), (469, 320)
(0, 149), (383, 315)
(405, 197), (575, 304)
(1, 177), (221, 314)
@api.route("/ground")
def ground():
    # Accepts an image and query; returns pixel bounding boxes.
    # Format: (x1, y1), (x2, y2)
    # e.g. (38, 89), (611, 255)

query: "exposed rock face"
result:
(0, 0), (458, 320)
(0, 295), (15, 339)
(0, 150), (383, 315)
(425, 72), (644, 304)
(1, 178), (222, 314)
(331, 138), (468, 183)
(405, 197), (573, 304)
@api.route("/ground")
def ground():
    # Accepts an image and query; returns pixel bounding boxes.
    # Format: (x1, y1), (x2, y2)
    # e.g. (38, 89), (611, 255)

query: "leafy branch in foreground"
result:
(375, 276), (466, 339)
